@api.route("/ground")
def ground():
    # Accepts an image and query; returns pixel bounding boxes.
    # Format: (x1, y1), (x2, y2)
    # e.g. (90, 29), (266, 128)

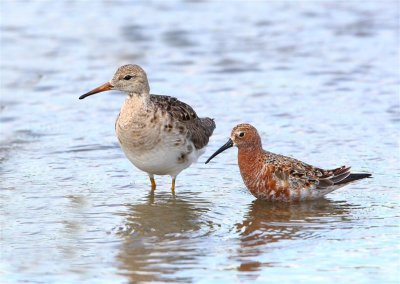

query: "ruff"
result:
(80, 64), (215, 192)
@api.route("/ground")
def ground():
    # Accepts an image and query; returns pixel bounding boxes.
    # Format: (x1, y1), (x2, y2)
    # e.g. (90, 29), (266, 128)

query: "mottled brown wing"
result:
(150, 95), (198, 121)
(150, 95), (216, 149)
(186, 117), (216, 149)
(264, 151), (351, 189)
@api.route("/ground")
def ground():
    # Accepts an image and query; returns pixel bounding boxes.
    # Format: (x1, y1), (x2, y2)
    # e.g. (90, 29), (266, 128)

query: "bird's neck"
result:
(238, 145), (263, 162)
(237, 145), (264, 174)
(118, 93), (151, 129)
(237, 146), (271, 197)
(127, 92), (151, 109)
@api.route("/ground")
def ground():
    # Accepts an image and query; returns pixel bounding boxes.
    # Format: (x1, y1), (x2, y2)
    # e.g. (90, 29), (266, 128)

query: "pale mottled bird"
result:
(80, 64), (215, 192)
(206, 123), (371, 202)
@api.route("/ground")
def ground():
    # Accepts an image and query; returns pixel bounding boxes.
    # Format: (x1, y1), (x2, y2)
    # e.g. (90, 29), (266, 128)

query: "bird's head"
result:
(79, 64), (150, 100)
(205, 123), (262, 164)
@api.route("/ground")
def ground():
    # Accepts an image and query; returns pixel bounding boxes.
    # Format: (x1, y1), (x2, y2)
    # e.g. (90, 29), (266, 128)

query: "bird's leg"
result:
(149, 175), (156, 191)
(148, 190), (155, 205)
(171, 176), (176, 194)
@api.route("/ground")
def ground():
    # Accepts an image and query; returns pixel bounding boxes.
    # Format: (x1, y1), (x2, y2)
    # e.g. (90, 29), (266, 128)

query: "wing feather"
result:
(264, 152), (352, 190)
(150, 95), (216, 149)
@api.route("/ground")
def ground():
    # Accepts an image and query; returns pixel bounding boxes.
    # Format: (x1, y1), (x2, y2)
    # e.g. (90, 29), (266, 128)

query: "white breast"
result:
(121, 138), (204, 177)
(116, 119), (205, 177)
(115, 98), (207, 177)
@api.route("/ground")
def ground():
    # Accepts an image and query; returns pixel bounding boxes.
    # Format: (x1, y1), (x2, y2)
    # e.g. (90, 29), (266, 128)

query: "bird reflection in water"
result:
(234, 198), (352, 280)
(115, 190), (213, 283)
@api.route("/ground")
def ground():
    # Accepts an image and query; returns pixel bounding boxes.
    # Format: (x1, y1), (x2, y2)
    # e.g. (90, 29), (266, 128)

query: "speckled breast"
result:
(115, 110), (197, 176)
(238, 152), (291, 201)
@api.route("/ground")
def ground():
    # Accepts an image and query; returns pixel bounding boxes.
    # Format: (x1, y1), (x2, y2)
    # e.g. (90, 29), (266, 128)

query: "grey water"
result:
(1, 1), (399, 283)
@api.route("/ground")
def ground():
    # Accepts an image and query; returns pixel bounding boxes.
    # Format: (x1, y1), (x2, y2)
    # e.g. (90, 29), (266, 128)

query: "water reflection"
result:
(115, 191), (213, 283)
(1, 0), (397, 282)
(234, 199), (352, 277)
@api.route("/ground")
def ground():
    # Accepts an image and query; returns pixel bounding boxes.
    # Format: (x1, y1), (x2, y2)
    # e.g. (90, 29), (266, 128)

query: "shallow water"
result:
(1, 1), (399, 283)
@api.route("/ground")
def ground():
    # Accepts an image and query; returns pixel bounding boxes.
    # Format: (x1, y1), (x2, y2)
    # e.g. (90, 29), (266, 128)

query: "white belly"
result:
(115, 102), (206, 177)
(120, 141), (204, 177)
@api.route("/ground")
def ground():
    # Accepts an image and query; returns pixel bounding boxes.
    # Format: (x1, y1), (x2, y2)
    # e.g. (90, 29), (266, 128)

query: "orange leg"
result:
(171, 177), (176, 194)
(149, 176), (156, 191)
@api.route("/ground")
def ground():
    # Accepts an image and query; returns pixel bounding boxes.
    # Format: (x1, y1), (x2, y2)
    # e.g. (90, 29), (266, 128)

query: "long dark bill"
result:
(79, 82), (113, 100)
(205, 139), (233, 164)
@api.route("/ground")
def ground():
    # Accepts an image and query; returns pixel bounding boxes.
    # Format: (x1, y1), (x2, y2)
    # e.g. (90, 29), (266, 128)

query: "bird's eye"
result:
(123, 75), (133, 80)
(239, 132), (245, 137)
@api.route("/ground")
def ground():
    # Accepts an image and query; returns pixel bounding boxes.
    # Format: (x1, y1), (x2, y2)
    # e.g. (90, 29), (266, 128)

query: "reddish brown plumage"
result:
(238, 147), (291, 201)
(206, 123), (371, 202)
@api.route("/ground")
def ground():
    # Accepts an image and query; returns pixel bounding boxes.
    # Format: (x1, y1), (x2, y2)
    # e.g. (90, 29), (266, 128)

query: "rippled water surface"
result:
(1, 1), (399, 283)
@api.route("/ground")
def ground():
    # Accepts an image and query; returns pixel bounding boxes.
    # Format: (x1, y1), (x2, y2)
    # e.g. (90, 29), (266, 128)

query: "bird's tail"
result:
(334, 173), (372, 185)
(201, 117), (216, 136)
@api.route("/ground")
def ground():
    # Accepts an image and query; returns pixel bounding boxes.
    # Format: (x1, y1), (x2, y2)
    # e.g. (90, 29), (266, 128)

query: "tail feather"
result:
(201, 117), (216, 136)
(334, 173), (372, 185)
(329, 171), (351, 184)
